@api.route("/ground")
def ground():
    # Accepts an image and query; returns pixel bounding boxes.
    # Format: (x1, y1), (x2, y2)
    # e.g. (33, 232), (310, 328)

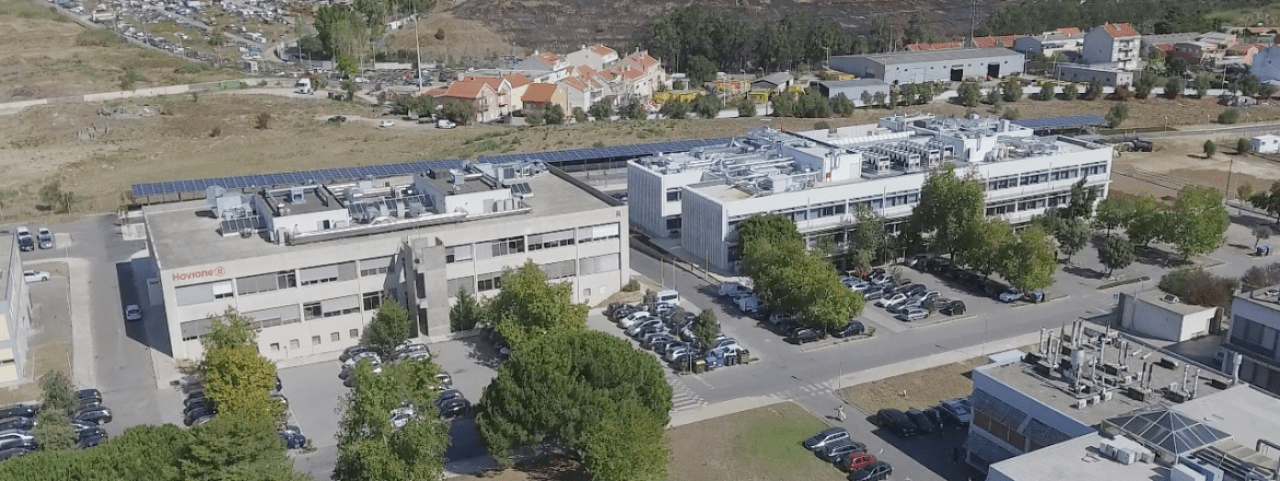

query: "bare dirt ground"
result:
(388, 12), (522, 60)
(839, 357), (986, 414)
(0, 0), (240, 102)
(929, 95), (1280, 130)
(1111, 134), (1280, 200)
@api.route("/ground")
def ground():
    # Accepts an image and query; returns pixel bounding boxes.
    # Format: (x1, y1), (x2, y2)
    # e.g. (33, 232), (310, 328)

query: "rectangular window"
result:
(331, 332), (341, 342)
(312, 336), (321, 346)
(320, 295), (361, 317)
(578, 223), (620, 243)
(527, 229), (575, 251)
(477, 271), (503, 291)
(270, 343), (280, 352)
(476, 236), (525, 260)
(175, 282), (217, 306)
(349, 329), (359, 339)
(299, 264), (342, 285)
(445, 245), (473, 264)
(290, 339), (300, 350)
(360, 256), (393, 277)
(246, 305), (301, 329)
(212, 281), (234, 299)
(541, 259), (577, 280)
(666, 217), (683, 230)
(580, 253), (621, 275)
(447, 277), (475, 297)
(363, 291), (383, 311)
(666, 188), (682, 202)
(180, 318), (214, 341)
(303, 302), (322, 320)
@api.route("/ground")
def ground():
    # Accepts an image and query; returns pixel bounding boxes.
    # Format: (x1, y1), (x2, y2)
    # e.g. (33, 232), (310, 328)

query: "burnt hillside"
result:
(454, 0), (1005, 53)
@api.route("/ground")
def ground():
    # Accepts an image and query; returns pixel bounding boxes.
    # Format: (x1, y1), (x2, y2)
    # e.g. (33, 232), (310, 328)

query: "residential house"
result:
(522, 83), (569, 116)
(505, 73), (533, 113)
(462, 76), (513, 117)
(751, 72), (794, 92)
(1141, 32), (1202, 56)
(616, 50), (666, 99)
(565, 44), (619, 71)
(972, 35), (1023, 49)
(1013, 30), (1085, 60)
(1083, 23), (1142, 70)
(514, 51), (569, 83)
(1172, 32), (1237, 68)
(1255, 45), (1280, 82)
(440, 80), (500, 123)
(561, 75), (606, 112)
(1224, 43), (1262, 67)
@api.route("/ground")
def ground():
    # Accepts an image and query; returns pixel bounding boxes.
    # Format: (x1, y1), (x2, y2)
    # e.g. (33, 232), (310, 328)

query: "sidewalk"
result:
(67, 258), (95, 388)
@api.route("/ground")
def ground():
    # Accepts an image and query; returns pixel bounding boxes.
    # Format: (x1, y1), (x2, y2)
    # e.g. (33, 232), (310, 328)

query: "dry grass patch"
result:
(840, 357), (986, 414)
(667, 401), (842, 481)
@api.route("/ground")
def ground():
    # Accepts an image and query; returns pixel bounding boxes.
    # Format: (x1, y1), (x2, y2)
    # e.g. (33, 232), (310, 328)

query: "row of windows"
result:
(974, 409), (1028, 452)
(986, 164), (1106, 192)
(985, 192), (1073, 216)
(445, 223), (622, 263)
(477, 271), (503, 291)
(179, 259), (385, 307)
(666, 188), (682, 202)
(267, 328), (360, 353)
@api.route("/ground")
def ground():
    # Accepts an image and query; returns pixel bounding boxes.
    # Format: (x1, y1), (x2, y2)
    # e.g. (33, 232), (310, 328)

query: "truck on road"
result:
(294, 78), (313, 94)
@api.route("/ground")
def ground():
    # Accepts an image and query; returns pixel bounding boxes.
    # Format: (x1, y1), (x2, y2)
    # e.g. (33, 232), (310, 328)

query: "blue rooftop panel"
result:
(1012, 115), (1107, 130)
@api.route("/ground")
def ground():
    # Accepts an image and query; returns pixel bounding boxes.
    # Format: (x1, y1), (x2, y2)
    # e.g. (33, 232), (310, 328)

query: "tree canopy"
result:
(1099, 235), (1136, 277)
(477, 331), (671, 481)
(333, 359), (450, 481)
(1167, 186), (1229, 259)
(489, 260), (589, 349)
(199, 309), (280, 423)
(1001, 225), (1058, 292)
(362, 295), (414, 358)
(739, 214), (865, 330)
(905, 164), (985, 263)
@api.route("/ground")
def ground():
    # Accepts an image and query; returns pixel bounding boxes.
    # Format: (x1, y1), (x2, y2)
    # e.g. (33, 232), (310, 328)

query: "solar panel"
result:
(219, 216), (263, 234)
(1012, 115), (1106, 130)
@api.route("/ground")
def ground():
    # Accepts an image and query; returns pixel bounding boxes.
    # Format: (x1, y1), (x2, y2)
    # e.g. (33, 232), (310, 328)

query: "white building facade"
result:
(145, 163), (628, 362)
(627, 115), (1113, 273)
(1083, 23), (1143, 70)
(0, 235), (32, 383)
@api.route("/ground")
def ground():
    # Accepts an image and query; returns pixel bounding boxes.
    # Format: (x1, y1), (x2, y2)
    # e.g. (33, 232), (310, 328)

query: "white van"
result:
(655, 289), (679, 305)
(736, 295), (765, 314)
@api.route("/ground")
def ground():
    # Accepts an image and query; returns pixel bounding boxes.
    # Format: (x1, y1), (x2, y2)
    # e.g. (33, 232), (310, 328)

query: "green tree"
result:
(32, 410), (76, 452)
(1192, 72), (1213, 97)
(1105, 104), (1129, 128)
(1254, 227), (1272, 248)
(660, 100), (689, 119)
(686, 55), (717, 85)
(449, 288), (484, 332)
(179, 413), (306, 481)
(1167, 186), (1229, 259)
(739, 214), (864, 330)
(0, 424), (193, 480)
(1126, 196), (1167, 247)
(1247, 182), (1280, 222)
(1056, 217), (1093, 263)
(1001, 78), (1022, 103)
(489, 261), (588, 350)
(1066, 177), (1097, 219)
(1099, 235), (1136, 277)
(692, 94), (723, 119)
(619, 100), (647, 120)
(199, 309), (280, 423)
(440, 100), (475, 124)
(337, 54), (359, 79)
(967, 218), (1014, 278)
(1039, 81), (1055, 101)
(1164, 76), (1183, 99)
(477, 331), (671, 479)
(38, 181), (79, 214)
(1204, 139), (1217, 158)
(588, 99), (613, 120)
(1238, 138), (1252, 154)
(342, 79), (357, 102)
(846, 206), (886, 273)
(1062, 82), (1079, 101)
(957, 81), (982, 107)
(904, 11), (933, 45)
(1093, 197), (1132, 235)
(1218, 109), (1240, 124)
(1000, 225), (1057, 293)
(1133, 70), (1157, 98)
(542, 104), (566, 125)
(1086, 80), (1103, 100)
(362, 296), (413, 358)
(736, 97), (756, 117)
(693, 309), (720, 351)
(572, 107), (588, 123)
(904, 164), (985, 263)
(334, 359), (449, 481)
(39, 370), (77, 416)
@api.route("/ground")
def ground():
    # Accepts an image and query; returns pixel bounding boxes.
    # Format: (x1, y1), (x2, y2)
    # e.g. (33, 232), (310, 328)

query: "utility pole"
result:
(970, 0), (977, 49)
(413, 8), (422, 91)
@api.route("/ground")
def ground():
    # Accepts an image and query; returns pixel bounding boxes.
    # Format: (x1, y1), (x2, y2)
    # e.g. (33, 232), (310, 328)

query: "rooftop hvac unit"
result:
(1172, 464), (1208, 481)
(358, 180), (374, 192)
(1179, 456), (1225, 481)
(289, 186), (305, 204)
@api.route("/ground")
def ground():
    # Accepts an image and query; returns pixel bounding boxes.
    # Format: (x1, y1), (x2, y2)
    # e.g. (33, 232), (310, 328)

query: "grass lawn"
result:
(840, 357), (987, 414)
(666, 401), (843, 481)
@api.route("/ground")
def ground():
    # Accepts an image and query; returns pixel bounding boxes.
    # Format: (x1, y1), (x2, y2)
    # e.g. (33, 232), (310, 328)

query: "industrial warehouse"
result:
(829, 48), (1026, 84)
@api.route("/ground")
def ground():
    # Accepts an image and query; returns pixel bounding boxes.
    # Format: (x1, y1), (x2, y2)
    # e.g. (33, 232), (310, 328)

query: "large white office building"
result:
(0, 234), (32, 383)
(627, 114), (1115, 273)
(143, 162), (628, 362)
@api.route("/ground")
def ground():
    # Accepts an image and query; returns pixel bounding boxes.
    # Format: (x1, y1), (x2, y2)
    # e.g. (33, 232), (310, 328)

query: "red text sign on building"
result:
(171, 266), (226, 282)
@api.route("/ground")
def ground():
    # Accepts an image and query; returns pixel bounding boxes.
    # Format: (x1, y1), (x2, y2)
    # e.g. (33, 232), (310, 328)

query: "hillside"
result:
(454, 0), (1004, 53)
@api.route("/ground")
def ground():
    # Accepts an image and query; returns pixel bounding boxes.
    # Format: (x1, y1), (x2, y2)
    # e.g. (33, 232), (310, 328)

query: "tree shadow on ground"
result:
(457, 329), (506, 370)
(1134, 245), (1182, 267)
(1064, 265), (1104, 279)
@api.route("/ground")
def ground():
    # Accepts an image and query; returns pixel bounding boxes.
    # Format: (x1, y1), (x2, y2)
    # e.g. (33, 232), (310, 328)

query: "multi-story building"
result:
(0, 235), (32, 383)
(564, 44), (619, 72)
(1219, 288), (1280, 395)
(626, 114), (1113, 273)
(143, 161), (628, 362)
(1083, 23), (1143, 70)
(1013, 30), (1086, 60)
(964, 320), (1234, 472)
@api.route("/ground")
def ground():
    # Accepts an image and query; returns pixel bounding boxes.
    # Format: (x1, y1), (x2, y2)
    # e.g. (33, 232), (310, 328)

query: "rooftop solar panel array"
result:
(1012, 115), (1107, 130)
(477, 138), (731, 165)
(131, 159), (468, 198)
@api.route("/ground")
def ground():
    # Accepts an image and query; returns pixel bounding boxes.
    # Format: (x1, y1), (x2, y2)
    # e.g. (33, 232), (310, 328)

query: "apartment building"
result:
(626, 114), (1113, 273)
(1083, 23), (1143, 70)
(143, 161), (628, 362)
(0, 235), (32, 383)
(1219, 288), (1280, 395)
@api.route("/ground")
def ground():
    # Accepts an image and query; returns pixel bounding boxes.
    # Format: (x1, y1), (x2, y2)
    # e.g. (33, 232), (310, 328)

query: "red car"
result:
(840, 453), (877, 472)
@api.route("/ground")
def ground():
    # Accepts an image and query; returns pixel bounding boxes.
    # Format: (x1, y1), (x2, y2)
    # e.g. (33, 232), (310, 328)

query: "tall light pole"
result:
(822, 46), (830, 69)
(413, 9), (422, 91)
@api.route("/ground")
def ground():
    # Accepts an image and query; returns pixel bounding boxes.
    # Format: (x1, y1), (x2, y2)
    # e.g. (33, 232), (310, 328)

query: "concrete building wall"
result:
(0, 236), (30, 383)
(1055, 65), (1134, 86)
(1224, 296), (1280, 394)
(682, 186), (730, 272)
(1119, 294), (1213, 342)
(1255, 46), (1280, 83)
(831, 52), (1024, 84)
(627, 161), (704, 239)
(966, 364), (1096, 469)
(819, 81), (891, 102)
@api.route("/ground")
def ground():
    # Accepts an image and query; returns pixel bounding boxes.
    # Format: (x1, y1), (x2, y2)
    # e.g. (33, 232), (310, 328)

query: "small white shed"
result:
(1251, 134), (1280, 154)
(1118, 291), (1216, 342)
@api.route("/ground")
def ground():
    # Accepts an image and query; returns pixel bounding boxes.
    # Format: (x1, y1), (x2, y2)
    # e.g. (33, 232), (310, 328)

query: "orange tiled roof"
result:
(523, 83), (559, 103)
(1227, 43), (1260, 53)
(906, 41), (963, 51)
(1100, 22), (1140, 38)
(973, 35), (1022, 48)
(590, 44), (616, 57)
(1155, 43), (1174, 52)
(626, 51), (660, 69)
(534, 51), (560, 65)
(505, 73), (533, 88)
(562, 77), (588, 91)
(465, 76), (508, 91)
(442, 80), (492, 99)
(621, 67), (645, 80)
(422, 87), (448, 97)
(1053, 27), (1082, 35)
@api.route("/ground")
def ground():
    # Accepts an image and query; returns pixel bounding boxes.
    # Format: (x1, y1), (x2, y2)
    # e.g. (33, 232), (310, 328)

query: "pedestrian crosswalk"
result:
(764, 382), (833, 402)
(668, 377), (708, 412)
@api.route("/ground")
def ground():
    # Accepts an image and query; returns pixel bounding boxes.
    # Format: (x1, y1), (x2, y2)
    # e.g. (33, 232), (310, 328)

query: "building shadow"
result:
(457, 330), (506, 370)
(116, 261), (172, 357)
(865, 418), (981, 481)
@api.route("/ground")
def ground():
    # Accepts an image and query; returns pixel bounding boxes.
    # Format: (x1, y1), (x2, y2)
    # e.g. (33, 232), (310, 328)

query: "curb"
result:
(1012, 294), (1070, 309)
(799, 334), (873, 352)
(904, 313), (975, 328)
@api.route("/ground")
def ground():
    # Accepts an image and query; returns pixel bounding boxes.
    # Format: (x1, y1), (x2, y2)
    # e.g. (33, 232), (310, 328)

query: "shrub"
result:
(75, 30), (121, 47)
(1000, 108), (1021, 120)
(1105, 104), (1129, 128)
(210, 126), (221, 137)
(592, 141), (605, 148)
(254, 112), (271, 130)
(1238, 138), (1251, 153)
(1159, 267), (1237, 312)
(1218, 109), (1241, 124)
(622, 279), (641, 292)
(814, 120), (831, 131)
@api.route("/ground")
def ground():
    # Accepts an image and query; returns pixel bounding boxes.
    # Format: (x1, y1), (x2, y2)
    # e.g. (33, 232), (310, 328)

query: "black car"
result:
(906, 408), (937, 435)
(788, 328), (823, 344)
(275, 376), (283, 393)
(184, 408), (214, 426)
(339, 346), (371, 362)
(875, 409), (916, 438)
(0, 447), (32, 462)
(941, 300), (967, 316)
(848, 460), (893, 481)
(819, 439), (868, 463)
(183, 398), (215, 415)
(831, 321), (866, 338)
(77, 426), (107, 441)
(73, 407), (112, 425)
(0, 417), (34, 432)
(435, 389), (464, 408)
(923, 407), (947, 429)
(279, 429), (307, 449)
(439, 398), (472, 419)
(0, 405), (37, 420)
(184, 390), (207, 407)
(77, 430), (108, 449)
(77, 389), (102, 405)
(0, 438), (36, 452)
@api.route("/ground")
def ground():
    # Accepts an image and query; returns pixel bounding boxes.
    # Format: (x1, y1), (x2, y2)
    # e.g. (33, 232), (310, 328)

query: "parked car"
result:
(618, 311), (652, 328)
(999, 288), (1045, 303)
(819, 439), (868, 463)
(22, 270), (49, 283)
(939, 398), (973, 425)
(0, 405), (37, 420)
(788, 328), (823, 344)
(876, 293), (908, 308)
(77, 426), (107, 441)
(0, 438), (36, 453)
(940, 300), (967, 316)
(861, 288), (885, 301)
(0, 418), (33, 432)
(894, 308), (928, 322)
(906, 408), (937, 435)
(0, 430), (35, 445)
(124, 304), (143, 321)
(37, 228), (53, 249)
(279, 426), (307, 449)
(439, 398), (472, 418)
(837, 453), (878, 473)
(803, 427), (850, 450)
(0, 446), (32, 461)
(626, 319), (663, 337)
(74, 406), (112, 425)
(183, 390), (207, 407)
(875, 409), (916, 438)
(378, 120), (395, 128)
(831, 321), (865, 338)
(77, 429), (108, 448)
(436, 119), (456, 129)
(77, 389), (102, 405)
(183, 398), (215, 416)
(339, 346), (371, 362)
(848, 460), (893, 481)
(718, 282), (751, 297)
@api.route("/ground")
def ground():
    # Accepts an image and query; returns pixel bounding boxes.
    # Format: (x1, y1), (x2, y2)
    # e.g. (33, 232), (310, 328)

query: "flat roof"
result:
(981, 339), (1229, 427)
(146, 173), (611, 270)
(0, 234), (11, 302)
(422, 175), (496, 195)
(262, 188), (339, 216)
(818, 79), (891, 88)
(1135, 290), (1215, 316)
(834, 47), (1021, 66)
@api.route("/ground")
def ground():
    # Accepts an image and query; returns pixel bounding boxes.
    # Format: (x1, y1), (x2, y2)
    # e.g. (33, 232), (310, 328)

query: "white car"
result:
(23, 270), (50, 283)
(618, 311), (651, 328)
(877, 293), (908, 308)
(378, 120), (395, 128)
(124, 304), (143, 321)
(436, 119), (456, 129)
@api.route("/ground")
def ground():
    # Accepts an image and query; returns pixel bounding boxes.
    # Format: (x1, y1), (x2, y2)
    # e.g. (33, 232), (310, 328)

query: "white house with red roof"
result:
(1083, 23), (1143, 70)
(566, 44), (620, 71)
(439, 80), (501, 123)
(514, 50), (570, 83)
